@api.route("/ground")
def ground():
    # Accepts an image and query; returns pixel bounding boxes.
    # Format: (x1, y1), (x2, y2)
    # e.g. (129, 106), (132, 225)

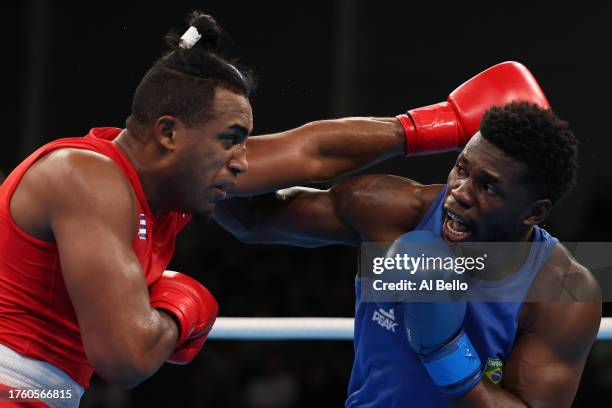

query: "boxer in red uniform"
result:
(0, 11), (557, 408)
(0, 12), (398, 406)
(0, 12), (402, 407)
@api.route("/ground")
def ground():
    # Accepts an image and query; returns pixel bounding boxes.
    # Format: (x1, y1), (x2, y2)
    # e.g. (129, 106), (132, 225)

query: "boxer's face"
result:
(442, 132), (544, 243)
(168, 88), (253, 215)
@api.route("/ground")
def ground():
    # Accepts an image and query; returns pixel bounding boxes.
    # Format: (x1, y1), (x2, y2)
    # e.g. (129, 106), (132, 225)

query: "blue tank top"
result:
(346, 185), (558, 407)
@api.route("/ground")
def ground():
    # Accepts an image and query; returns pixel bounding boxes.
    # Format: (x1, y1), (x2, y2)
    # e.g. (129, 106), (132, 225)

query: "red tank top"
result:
(0, 128), (191, 388)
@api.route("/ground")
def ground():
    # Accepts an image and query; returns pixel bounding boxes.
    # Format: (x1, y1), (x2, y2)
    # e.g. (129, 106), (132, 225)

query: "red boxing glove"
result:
(397, 61), (550, 155)
(149, 270), (218, 365)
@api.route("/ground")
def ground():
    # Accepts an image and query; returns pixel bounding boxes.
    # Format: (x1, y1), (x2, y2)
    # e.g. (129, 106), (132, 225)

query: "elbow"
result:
(310, 160), (333, 183)
(100, 374), (146, 390)
(293, 123), (336, 183)
(213, 200), (258, 241)
(86, 338), (164, 389)
(220, 224), (261, 244)
(233, 230), (261, 245)
(91, 352), (159, 389)
(307, 155), (349, 183)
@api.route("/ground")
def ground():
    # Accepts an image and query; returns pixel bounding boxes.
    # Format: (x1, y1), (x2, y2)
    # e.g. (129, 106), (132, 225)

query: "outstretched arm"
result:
(214, 186), (359, 247)
(231, 61), (549, 196)
(232, 117), (405, 196)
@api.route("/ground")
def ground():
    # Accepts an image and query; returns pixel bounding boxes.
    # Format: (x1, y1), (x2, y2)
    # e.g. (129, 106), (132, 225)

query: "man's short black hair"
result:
(480, 102), (578, 203)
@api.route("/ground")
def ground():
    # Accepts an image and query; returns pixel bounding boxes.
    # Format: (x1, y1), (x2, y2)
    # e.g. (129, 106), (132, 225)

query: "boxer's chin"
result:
(191, 200), (216, 221)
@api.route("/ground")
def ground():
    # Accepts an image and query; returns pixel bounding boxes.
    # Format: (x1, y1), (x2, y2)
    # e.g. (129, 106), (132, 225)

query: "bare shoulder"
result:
(26, 149), (134, 211)
(526, 242), (602, 302)
(330, 174), (444, 241)
(11, 148), (137, 240)
(520, 243), (602, 359)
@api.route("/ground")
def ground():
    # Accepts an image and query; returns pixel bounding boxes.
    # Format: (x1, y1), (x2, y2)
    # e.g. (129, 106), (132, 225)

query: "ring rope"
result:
(209, 317), (612, 340)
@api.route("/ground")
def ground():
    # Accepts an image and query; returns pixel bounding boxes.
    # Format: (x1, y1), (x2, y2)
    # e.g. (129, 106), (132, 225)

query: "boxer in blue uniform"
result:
(215, 102), (601, 406)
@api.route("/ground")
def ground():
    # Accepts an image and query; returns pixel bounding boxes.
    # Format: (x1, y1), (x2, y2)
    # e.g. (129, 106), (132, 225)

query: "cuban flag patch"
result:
(138, 214), (147, 240)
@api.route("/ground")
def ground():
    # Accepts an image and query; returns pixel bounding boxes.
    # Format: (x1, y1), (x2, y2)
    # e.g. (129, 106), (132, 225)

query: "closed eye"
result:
(219, 132), (246, 149)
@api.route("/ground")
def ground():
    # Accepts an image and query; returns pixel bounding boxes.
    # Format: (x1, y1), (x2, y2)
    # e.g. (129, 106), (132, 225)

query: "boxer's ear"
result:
(522, 199), (552, 226)
(154, 116), (178, 151)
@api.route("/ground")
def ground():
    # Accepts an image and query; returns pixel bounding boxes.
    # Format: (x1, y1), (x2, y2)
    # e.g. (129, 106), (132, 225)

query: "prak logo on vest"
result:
(372, 308), (399, 333)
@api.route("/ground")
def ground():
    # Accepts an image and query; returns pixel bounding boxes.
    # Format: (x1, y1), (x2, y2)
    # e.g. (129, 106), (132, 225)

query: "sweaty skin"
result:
(214, 133), (601, 408)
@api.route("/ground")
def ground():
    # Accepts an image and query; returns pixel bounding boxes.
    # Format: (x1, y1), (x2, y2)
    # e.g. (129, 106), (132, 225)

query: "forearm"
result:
(234, 117), (404, 196)
(214, 188), (351, 247)
(136, 309), (180, 373)
(452, 381), (527, 408)
(91, 308), (179, 388)
(305, 117), (405, 177)
(214, 194), (303, 244)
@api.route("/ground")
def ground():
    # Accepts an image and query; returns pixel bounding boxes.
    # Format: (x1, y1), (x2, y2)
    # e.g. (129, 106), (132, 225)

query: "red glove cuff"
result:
(396, 114), (416, 155)
(151, 298), (192, 347)
(397, 101), (464, 156)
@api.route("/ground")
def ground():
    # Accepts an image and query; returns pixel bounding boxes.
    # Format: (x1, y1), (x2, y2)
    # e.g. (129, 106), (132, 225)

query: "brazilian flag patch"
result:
(483, 357), (504, 385)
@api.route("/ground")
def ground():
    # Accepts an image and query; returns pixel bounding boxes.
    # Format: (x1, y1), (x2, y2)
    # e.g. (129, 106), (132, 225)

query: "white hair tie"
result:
(179, 26), (202, 49)
(228, 63), (245, 81)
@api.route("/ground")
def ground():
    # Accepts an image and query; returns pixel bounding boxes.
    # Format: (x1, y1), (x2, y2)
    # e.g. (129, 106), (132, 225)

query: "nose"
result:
(450, 178), (475, 209)
(228, 144), (248, 175)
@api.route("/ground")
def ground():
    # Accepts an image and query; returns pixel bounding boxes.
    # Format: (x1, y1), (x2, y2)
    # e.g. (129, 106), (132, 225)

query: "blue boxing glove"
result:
(386, 230), (482, 397)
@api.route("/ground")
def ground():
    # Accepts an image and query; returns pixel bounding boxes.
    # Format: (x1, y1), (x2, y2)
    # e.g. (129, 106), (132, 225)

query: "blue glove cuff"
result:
(421, 330), (482, 396)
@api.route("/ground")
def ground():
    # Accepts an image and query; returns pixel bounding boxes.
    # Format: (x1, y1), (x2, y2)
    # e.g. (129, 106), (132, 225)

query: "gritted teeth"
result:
(444, 217), (471, 240)
(446, 210), (470, 228)
(444, 209), (472, 238)
(447, 211), (465, 225)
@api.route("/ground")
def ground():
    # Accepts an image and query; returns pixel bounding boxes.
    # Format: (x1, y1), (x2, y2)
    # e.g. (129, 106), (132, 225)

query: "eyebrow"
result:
(461, 156), (503, 184)
(481, 170), (502, 184)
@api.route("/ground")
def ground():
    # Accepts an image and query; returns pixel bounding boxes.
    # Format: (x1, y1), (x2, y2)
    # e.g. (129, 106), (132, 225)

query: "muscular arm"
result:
(215, 174), (441, 247)
(13, 150), (179, 388)
(231, 118), (405, 196)
(214, 186), (359, 247)
(233, 61), (550, 196)
(454, 270), (601, 407)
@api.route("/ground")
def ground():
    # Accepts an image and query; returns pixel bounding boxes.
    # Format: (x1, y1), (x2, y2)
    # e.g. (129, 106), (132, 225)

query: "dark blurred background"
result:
(1, 1), (611, 406)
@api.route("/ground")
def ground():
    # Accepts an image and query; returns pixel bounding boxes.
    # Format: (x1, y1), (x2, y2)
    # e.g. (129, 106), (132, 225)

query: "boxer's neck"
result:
(113, 128), (177, 215)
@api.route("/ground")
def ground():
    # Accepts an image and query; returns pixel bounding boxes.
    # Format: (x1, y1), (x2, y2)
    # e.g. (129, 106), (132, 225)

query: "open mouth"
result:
(443, 209), (473, 242)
